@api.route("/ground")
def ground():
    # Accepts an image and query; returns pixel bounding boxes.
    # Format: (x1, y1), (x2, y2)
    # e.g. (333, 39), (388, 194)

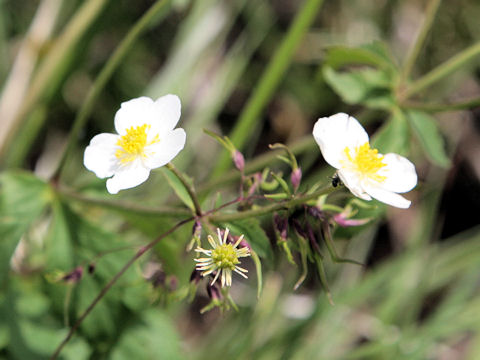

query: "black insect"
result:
(331, 173), (341, 187)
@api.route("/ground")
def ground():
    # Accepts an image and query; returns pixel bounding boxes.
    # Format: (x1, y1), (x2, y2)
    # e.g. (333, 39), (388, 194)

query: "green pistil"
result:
(212, 244), (239, 270)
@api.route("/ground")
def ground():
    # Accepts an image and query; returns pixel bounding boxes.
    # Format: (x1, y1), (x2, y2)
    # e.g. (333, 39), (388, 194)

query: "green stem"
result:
(402, 97), (480, 113)
(401, 41), (480, 99)
(166, 163), (203, 216)
(211, 0), (324, 177)
(400, 0), (442, 83)
(53, 0), (172, 180)
(209, 185), (335, 223)
(57, 186), (190, 217)
(199, 136), (316, 195)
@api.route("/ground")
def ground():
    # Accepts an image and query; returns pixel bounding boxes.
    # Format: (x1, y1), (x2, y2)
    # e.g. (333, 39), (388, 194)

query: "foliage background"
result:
(0, 0), (479, 359)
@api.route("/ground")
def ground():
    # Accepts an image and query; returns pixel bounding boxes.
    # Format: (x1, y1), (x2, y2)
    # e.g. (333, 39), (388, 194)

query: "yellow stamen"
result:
(342, 142), (386, 182)
(115, 124), (159, 164)
(211, 244), (240, 270)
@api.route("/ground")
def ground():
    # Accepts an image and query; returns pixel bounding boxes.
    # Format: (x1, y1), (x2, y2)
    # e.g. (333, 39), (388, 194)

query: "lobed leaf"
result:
(406, 110), (450, 168)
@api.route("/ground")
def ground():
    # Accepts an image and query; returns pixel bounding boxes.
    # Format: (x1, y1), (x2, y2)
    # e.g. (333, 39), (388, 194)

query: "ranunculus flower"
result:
(313, 113), (417, 209)
(84, 95), (186, 194)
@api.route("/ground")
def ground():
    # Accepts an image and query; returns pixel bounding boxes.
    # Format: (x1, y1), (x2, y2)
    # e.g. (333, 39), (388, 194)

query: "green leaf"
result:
(223, 218), (273, 261)
(110, 309), (183, 360)
(324, 42), (396, 70)
(0, 171), (50, 286)
(0, 323), (8, 350)
(0, 170), (50, 220)
(119, 212), (191, 276)
(161, 167), (194, 211)
(372, 110), (410, 155)
(0, 221), (26, 286)
(406, 110), (450, 168)
(44, 201), (138, 338)
(323, 66), (394, 109)
(76, 276), (117, 338)
(45, 201), (75, 270)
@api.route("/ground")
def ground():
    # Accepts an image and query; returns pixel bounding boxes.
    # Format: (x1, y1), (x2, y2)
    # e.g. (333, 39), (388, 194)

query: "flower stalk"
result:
(166, 163), (203, 217)
(401, 41), (480, 100)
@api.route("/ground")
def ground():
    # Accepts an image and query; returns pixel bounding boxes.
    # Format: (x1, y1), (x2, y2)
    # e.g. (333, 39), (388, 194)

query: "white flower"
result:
(84, 95), (186, 194)
(194, 228), (250, 287)
(313, 113), (417, 209)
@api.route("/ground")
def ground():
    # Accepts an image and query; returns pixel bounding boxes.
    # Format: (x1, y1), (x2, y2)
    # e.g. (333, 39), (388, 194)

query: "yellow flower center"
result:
(211, 244), (239, 270)
(115, 124), (159, 164)
(342, 142), (386, 182)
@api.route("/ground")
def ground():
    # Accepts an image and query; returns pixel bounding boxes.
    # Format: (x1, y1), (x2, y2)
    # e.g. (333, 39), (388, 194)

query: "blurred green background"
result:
(0, 0), (480, 359)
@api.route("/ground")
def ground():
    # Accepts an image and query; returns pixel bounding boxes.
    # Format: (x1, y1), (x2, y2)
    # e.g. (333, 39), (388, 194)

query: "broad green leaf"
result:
(0, 170), (50, 220)
(45, 201), (75, 270)
(0, 324), (8, 349)
(2, 278), (88, 359)
(110, 309), (183, 360)
(324, 42), (396, 70)
(76, 276), (116, 338)
(0, 171), (50, 285)
(406, 110), (450, 168)
(223, 218), (273, 261)
(323, 66), (394, 109)
(119, 212), (191, 276)
(0, 221), (26, 286)
(44, 202), (138, 338)
(161, 167), (194, 211)
(372, 110), (409, 155)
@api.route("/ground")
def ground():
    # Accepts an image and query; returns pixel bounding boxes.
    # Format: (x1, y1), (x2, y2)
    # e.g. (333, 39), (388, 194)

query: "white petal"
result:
(338, 170), (372, 201)
(114, 96), (155, 135)
(151, 94), (181, 135)
(363, 184), (412, 209)
(143, 128), (186, 169)
(106, 163), (150, 194)
(378, 153), (417, 193)
(313, 113), (369, 168)
(83, 133), (119, 178)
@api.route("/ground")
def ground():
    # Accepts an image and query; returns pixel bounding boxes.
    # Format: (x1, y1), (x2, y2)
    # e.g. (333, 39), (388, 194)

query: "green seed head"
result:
(211, 244), (239, 270)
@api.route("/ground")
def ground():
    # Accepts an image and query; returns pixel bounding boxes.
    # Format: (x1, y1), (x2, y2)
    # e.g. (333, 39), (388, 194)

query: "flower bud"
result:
(305, 222), (322, 254)
(168, 276), (178, 291)
(87, 263), (96, 274)
(62, 266), (83, 284)
(307, 206), (325, 221)
(187, 220), (203, 251)
(333, 213), (371, 227)
(290, 167), (302, 192)
(190, 268), (202, 284)
(192, 220), (202, 236)
(207, 282), (222, 301)
(149, 269), (166, 288)
(274, 214), (288, 241)
(232, 150), (245, 172)
(247, 172), (262, 196)
(292, 219), (307, 239)
(239, 237), (251, 251)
